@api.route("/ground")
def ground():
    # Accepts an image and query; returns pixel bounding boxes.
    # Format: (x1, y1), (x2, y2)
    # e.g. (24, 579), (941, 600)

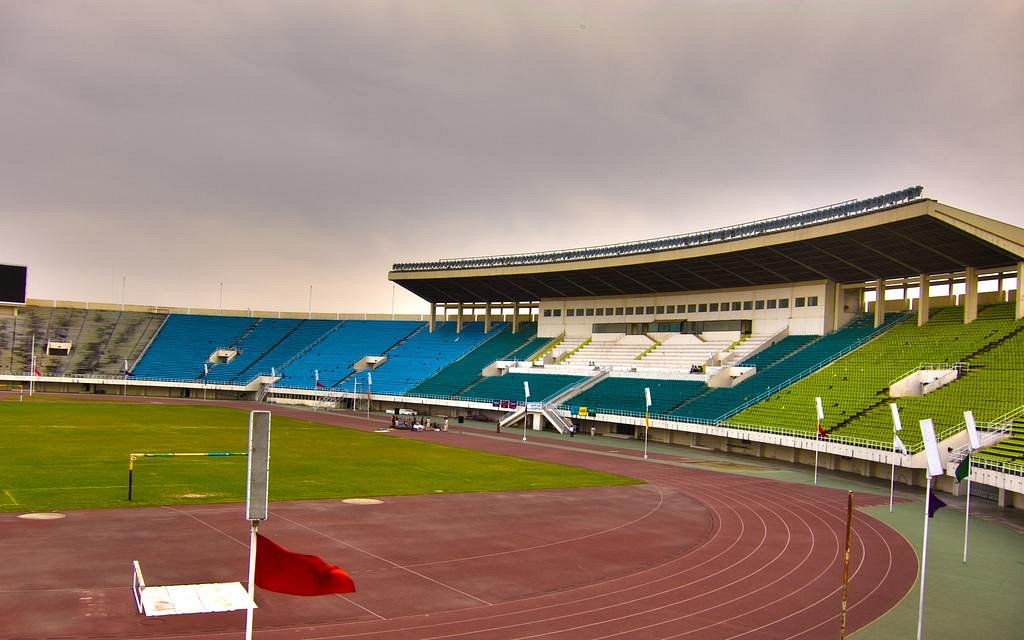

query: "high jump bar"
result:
(128, 452), (247, 501)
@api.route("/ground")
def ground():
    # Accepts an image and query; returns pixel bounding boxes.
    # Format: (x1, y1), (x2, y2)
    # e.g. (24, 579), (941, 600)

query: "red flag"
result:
(817, 423), (828, 439)
(255, 534), (355, 596)
(34, 368), (42, 376)
(315, 380), (326, 389)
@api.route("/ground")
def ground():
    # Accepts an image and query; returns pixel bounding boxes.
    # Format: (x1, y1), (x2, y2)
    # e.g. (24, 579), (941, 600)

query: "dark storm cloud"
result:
(1, 1), (1022, 312)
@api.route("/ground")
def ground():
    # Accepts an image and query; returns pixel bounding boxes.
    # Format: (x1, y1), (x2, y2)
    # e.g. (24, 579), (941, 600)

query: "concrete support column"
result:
(1017, 263), (1024, 320)
(512, 302), (520, 333)
(456, 303), (464, 333)
(998, 486), (1008, 508)
(964, 266), (978, 324)
(484, 303), (492, 333)
(428, 303), (436, 333)
(874, 279), (886, 327)
(918, 274), (930, 326)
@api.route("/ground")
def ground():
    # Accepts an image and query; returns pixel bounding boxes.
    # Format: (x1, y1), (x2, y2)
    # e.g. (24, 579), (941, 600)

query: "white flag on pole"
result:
(893, 433), (908, 455)
(890, 403), (902, 431)
(919, 418), (944, 477)
(964, 411), (981, 451)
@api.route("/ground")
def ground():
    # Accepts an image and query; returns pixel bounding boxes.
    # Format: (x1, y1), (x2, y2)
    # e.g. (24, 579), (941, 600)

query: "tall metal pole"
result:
(121, 276), (126, 311)
(219, 282), (223, 315)
(916, 477), (933, 640)
(307, 284), (313, 319)
(814, 397), (824, 485)
(963, 456), (972, 563)
(29, 334), (35, 397)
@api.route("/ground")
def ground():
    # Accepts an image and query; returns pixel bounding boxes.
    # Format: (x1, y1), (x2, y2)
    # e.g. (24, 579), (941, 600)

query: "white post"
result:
(219, 282), (223, 315)
(366, 372), (372, 420)
(121, 276), (126, 311)
(245, 520), (258, 640)
(644, 387), (652, 461)
(962, 410), (980, 563)
(890, 403), (903, 512)
(814, 397), (824, 485)
(391, 284), (396, 320)
(307, 284), (313, 319)
(916, 477), (933, 640)
(523, 380), (530, 442)
(963, 457), (972, 564)
(29, 334), (36, 397)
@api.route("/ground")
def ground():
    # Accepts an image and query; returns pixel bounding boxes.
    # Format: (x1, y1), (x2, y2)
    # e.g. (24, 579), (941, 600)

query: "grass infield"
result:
(0, 398), (636, 511)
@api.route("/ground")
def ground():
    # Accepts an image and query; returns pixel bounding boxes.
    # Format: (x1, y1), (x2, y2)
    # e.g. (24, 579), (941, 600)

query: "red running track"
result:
(0, 402), (916, 639)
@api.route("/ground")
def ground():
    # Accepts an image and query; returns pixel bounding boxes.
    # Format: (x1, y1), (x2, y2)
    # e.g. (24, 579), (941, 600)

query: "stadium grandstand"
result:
(3, 186), (1023, 508)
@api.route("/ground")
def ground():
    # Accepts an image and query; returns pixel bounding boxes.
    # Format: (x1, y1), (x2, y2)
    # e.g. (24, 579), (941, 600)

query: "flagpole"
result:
(245, 520), (258, 640)
(916, 477), (932, 640)
(963, 456), (972, 564)
(839, 491), (854, 640)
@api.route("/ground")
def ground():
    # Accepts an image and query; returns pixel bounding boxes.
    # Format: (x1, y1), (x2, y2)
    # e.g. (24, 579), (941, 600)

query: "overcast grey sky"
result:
(2, 1), (1022, 314)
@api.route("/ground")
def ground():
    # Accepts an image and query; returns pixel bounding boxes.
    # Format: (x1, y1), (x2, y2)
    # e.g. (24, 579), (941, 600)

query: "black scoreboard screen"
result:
(0, 264), (27, 304)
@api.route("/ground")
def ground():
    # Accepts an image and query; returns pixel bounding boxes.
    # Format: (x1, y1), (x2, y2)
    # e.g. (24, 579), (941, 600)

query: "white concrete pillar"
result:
(964, 266), (978, 324)
(875, 279), (886, 327)
(918, 274), (930, 326)
(456, 303), (464, 333)
(513, 302), (520, 333)
(428, 303), (436, 333)
(1017, 263), (1024, 320)
(484, 302), (492, 333)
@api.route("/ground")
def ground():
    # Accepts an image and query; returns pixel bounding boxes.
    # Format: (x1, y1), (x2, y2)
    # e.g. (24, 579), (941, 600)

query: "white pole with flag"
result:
(890, 403), (903, 512)
(245, 411), (271, 640)
(814, 397), (824, 485)
(962, 410), (981, 563)
(366, 372), (372, 420)
(29, 334), (36, 397)
(917, 417), (944, 640)
(643, 387), (652, 461)
(522, 380), (530, 442)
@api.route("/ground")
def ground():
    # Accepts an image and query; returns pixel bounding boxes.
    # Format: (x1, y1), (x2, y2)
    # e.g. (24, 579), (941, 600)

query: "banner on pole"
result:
(964, 410), (981, 450)
(919, 418), (944, 477)
(246, 411), (271, 521)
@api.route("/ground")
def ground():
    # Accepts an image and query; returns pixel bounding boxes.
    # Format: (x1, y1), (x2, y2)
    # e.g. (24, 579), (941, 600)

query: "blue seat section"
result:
(565, 377), (707, 417)
(669, 313), (907, 423)
(240, 319), (339, 382)
(738, 335), (817, 368)
(508, 335), (555, 360)
(133, 314), (256, 381)
(203, 318), (310, 383)
(278, 320), (424, 390)
(363, 322), (501, 395)
(459, 372), (588, 403)
(408, 323), (538, 398)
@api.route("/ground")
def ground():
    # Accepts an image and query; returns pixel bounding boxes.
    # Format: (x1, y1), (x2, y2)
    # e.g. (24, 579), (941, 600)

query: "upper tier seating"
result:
(363, 322), (503, 395)
(278, 320), (423, 390)
(669, 312), (906, 423)
(133, 315), (255, 380)
(408, 323), (540, 398)
(637, 333), (735, 370)
(732, 304), (1023, 446)
(562, 335), (653, 367)
(203, 318), (303, 383)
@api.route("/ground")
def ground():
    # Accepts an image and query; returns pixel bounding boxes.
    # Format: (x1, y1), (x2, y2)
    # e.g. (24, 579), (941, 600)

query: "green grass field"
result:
(0, 398), (636, 511)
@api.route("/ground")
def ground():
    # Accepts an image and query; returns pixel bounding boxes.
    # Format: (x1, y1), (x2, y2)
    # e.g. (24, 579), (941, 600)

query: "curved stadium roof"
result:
(389, 187), (1024, 304)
